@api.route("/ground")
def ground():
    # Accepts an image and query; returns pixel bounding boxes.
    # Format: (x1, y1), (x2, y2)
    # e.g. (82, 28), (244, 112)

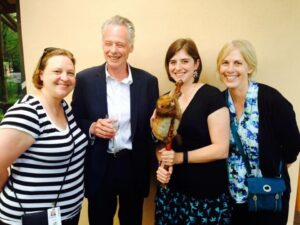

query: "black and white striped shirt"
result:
(0, 95), (88, 225)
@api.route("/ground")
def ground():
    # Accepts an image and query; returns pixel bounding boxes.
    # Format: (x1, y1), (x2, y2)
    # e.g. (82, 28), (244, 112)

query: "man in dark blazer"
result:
(71, 15), (159, 225)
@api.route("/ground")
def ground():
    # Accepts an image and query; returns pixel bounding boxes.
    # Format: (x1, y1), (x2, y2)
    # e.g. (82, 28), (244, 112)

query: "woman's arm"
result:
(0, 128), (35, 190)
(161, 107), (230, 166)
(188, 107), (230, 163)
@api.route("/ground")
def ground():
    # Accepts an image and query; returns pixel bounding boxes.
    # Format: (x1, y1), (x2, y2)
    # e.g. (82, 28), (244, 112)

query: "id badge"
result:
(47, 207), (62, 225)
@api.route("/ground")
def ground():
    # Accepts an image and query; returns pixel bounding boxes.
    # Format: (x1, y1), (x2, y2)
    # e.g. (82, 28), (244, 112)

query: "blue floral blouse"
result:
(227, 81), (262, 203)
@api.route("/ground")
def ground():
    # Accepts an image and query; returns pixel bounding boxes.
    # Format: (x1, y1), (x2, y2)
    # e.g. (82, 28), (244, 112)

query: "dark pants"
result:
(88, 151), (144, 225)
(230, 191), (290, 225)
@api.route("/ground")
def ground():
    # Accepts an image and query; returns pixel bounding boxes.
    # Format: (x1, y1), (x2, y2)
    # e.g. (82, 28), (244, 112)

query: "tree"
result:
(3, 13), (19, 72)
(0, 13), (20, 113)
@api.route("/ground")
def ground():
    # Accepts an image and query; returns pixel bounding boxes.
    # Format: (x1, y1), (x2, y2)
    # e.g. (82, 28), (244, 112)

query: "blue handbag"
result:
(247, 177), (286, 212)
(228, 98), (286, 212)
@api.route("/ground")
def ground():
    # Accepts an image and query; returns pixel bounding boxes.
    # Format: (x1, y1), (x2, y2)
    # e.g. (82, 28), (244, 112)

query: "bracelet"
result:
(183, 151), (188, 164)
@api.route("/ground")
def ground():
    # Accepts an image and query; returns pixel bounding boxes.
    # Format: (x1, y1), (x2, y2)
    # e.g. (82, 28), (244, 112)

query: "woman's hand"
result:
(159, 148), (183, 166)
(156, 162), (173, 184)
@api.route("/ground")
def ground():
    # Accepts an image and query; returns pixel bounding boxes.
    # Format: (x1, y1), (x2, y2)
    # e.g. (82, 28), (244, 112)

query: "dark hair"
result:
(32, 47), (76, 89)
(165, 38), (202, 83)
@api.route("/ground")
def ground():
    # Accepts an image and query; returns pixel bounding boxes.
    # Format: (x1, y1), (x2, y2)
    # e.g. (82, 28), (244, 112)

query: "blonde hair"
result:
(216, 40), (257, 79)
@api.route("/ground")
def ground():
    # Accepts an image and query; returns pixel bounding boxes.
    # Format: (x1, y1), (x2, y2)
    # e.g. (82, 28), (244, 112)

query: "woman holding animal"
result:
(151, 38), (231, 225)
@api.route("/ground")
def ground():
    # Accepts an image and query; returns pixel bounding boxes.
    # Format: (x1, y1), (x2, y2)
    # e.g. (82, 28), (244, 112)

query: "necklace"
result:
(179, 83), (200, 112)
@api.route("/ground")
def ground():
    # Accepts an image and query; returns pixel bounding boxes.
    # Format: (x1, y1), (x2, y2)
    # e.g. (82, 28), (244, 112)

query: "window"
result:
(0, 4), (26, 121)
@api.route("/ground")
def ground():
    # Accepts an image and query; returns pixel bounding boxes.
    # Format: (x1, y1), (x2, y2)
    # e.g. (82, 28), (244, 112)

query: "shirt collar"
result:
(105, 63), (133, 85)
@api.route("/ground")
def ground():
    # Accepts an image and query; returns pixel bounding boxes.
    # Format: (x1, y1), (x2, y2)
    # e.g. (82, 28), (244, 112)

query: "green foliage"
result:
(0, 108), (3, 121)
(3, 13), (20, 72)
(6, 78), (20, 103)
(0, 13), (21, 121)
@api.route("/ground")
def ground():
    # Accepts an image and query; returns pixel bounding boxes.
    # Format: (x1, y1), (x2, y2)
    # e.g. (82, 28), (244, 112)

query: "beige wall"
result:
(20, 0), (300, 224)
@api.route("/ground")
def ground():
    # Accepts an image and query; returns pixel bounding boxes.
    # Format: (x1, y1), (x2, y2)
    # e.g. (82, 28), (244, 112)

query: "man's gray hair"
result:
(102, 15), (135, 46)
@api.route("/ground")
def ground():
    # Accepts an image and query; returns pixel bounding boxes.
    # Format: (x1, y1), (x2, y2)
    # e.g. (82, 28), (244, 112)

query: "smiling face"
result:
(39, 55), (75, 100)
(219, 48), (253, 91)
(102, 24), (133, 72)
(168, 49), (199, 85)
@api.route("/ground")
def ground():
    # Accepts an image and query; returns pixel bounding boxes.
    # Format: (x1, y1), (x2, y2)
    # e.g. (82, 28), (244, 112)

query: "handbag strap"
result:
(53, 109), (76, 207)
(225, 90), (283, 177)
(225, 91), (252, 175)
(53, 129), (75, 207)
(230, 114), (252, 176)
(10, 107), (76, 212)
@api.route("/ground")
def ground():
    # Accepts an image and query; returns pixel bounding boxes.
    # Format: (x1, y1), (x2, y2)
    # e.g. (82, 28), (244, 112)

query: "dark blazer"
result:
(71, 63), (159, 198)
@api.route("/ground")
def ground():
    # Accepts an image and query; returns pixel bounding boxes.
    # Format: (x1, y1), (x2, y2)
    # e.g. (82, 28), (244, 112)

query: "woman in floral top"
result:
(217, 39), (300, 225)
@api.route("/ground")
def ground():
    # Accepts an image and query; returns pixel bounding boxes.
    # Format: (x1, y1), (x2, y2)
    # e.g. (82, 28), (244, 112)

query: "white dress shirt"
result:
(106, 64), (133, 153)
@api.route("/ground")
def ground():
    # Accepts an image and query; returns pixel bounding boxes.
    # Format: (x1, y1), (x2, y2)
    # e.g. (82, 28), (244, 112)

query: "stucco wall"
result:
(19, 1), (300, 224)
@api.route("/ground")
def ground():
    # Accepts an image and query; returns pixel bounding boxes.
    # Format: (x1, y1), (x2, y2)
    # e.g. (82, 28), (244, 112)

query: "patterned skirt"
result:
(155, 186), (231, 225)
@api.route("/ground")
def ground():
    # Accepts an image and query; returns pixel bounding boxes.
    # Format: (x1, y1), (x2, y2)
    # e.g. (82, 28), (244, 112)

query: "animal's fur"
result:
(151, 86), (182, 143)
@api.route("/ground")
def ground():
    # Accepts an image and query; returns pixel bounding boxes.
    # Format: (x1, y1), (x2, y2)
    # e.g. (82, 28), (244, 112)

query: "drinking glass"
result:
(111, 119), (119, 151)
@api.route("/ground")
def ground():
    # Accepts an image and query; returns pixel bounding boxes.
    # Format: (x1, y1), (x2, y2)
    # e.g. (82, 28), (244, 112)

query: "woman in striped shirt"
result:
(0, 48), (88, 225)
